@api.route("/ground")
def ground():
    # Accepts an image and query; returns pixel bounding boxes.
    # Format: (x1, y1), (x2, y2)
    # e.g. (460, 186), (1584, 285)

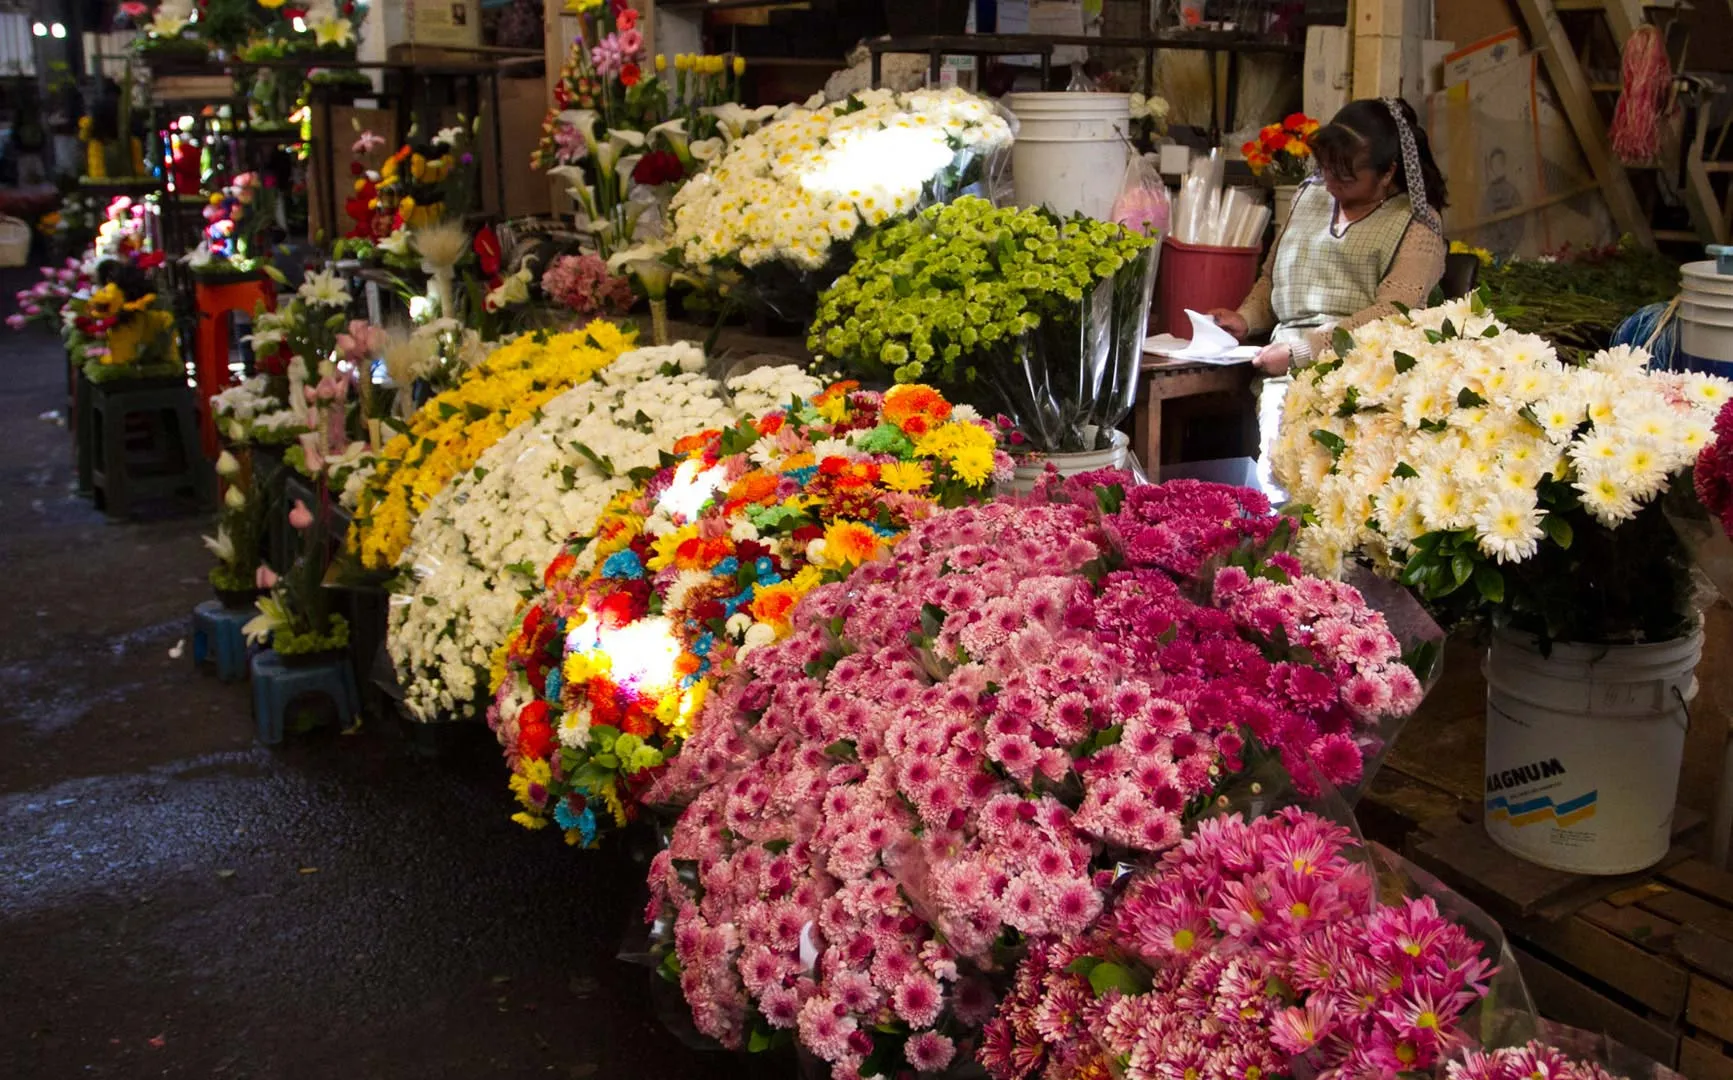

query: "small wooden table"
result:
(1132, 357), (1258, 469)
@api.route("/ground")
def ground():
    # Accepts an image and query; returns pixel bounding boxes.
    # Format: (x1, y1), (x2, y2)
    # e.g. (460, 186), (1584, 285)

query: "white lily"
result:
(557, 110), (600, 154)
(702, 103), (779, 144)
(616, 153), (644, 182)
(484, 261), (536, 311)
(650, 117), (690, 155)
(608, 241), (674, 299)
(688, 138), (724, 164)
(378, 228), (412, 256)
(216, 450), (242, 478)
(242, 596), (287, 646)
(202, 529), (236, 563)
(298, 268), (351, 308)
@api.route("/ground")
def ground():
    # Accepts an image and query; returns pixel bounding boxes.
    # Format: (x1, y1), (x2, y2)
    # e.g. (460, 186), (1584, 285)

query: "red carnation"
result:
(619, 62), (641, 88)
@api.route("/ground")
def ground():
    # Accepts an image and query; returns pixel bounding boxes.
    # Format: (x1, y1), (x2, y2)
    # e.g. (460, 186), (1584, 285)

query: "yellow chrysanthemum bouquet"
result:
(345, 320), (634, 571)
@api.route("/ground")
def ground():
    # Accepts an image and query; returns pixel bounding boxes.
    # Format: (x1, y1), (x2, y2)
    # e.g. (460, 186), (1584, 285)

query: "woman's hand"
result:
(1253, 342), (1293, 376)
(1207, 308), (1249, 341)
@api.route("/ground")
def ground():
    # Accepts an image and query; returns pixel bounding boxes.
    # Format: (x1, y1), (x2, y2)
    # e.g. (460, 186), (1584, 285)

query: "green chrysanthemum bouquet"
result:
(809, 196), (1156, 454)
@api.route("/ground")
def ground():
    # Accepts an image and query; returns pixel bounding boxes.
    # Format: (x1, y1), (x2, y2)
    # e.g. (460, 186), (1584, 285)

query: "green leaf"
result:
(1419, 417), (1450, 434)
(824, 738), (858, 761)
(1087, 961), (1145, 998)
(1393, 462), (1418, 479)
(1457, 387), (1488, 409)
(1452, 551), (1474, 587)
(1331, 326), (1356, 357)
(505, 560), (536, 578)
(1543, 515), (1574, 549)
(1393, 350), (1417, 374)
(1392, 300), (1411, 317)
(571, 441), (615, 478)
(747, 1028), (773, 1053)
(1309, 429), (1346, 460)
(1440, 317), (1458, 339)
(1066, 956), (1104, 978)
(1475, 565), (1506, 604)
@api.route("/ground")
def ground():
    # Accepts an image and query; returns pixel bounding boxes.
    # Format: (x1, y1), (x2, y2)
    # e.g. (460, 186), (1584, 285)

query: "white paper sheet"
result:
(1142, 310), (1259, 364)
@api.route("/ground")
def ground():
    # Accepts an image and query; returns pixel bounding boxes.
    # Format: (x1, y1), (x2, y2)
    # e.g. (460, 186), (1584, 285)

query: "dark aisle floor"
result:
(0, 270), (783, 1079)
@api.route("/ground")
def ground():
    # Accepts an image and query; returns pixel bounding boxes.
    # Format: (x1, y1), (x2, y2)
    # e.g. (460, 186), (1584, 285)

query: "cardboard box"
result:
(380, 0), (481, 52)
(1442, 28), (1523, 88)
(1426, 51), (1614, 259)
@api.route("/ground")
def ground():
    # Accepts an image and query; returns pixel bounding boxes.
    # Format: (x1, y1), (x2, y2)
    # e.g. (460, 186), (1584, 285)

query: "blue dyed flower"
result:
(694, 631), (716, 656)
(754, 556), (776, 578)
(722, 590), (752, 614)
(602, 549), (645, 579)
(555, 799), (598, 846)
(715, 556), (739, 576)
(787, 466), (818, 485)
(544, 667), (563, 701)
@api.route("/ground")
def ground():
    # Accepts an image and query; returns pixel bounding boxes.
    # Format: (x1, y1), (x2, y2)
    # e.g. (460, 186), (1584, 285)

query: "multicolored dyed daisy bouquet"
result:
(488, 381), (1010, 846)
(984, 808), (1494, 1080)
(640, 473), (1433, 1076)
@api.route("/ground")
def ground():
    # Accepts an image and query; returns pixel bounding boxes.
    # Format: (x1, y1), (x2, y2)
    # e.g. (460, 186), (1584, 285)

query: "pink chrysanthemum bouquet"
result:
(984, 809), (1496, 1080)
(645, 473), (1429, 1077)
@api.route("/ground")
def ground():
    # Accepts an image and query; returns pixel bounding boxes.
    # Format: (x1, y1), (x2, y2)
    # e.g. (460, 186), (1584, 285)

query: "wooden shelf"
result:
(658, 0), (815, 12)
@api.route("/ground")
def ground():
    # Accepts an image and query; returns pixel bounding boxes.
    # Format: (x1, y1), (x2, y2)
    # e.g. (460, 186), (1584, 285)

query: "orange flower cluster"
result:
(1243, 112), (1320, 180)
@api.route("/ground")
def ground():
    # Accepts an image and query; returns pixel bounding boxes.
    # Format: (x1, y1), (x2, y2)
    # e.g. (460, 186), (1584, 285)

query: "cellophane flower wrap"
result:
(1449, 1022), (1681, 1080)
(811, 197), (1157, 455)
(489, 382), (1008, 845)
(982, 809), (1499, 1080)
(345, 321), (635, 572)
(669, 86), (1014, 321)
(1273, 295), (1733, 644)
(643, 473), (1429, 1076)
(387, 346), (823, 722)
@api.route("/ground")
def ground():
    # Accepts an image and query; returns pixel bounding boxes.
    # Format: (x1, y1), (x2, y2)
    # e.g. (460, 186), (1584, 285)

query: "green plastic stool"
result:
(250, 650), (360, 745)
(88, 376), (214, 519)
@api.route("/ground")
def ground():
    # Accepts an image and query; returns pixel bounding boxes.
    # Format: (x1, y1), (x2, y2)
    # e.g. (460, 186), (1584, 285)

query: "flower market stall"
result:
(24, 3), (1733, 1077)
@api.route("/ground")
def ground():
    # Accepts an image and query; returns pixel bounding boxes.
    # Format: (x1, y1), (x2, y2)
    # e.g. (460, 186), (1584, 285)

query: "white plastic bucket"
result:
(1006, 92), (1131, 222)
(1008, 429), (1132, 494)
(1483, 628), (1702, 875)
(1680, 262), (1733, 378)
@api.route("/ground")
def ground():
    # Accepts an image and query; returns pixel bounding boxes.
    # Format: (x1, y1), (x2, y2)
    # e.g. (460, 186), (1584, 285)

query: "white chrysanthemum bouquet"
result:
(668, 86), (1013, 275)
(1274, 295), (1732, 643)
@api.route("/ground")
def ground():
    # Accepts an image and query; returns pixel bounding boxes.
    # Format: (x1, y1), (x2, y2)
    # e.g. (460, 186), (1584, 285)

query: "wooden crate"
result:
(1407, 817), (1733, 1080)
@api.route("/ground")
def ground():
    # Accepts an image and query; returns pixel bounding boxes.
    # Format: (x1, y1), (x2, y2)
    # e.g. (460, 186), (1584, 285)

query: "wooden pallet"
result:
(1407, 817), (1733, 1079)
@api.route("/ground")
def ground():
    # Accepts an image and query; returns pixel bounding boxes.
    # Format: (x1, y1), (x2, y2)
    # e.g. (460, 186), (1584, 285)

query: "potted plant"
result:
(808, 196), (1157, 478)
(205, 448), (272, 608)
(1274, 295), (1732, 874)
(245, 491), (350, 664)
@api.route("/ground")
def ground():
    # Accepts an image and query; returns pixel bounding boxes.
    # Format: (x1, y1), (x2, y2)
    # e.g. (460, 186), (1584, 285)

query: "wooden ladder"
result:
(1514, 0), (1727, 245)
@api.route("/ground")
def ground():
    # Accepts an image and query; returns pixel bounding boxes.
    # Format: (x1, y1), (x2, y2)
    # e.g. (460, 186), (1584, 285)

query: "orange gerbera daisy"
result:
(882, 383), (953, 437)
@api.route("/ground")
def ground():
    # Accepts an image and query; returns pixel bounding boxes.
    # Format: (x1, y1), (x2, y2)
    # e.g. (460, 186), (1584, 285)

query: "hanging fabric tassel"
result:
(1609, 25), (1673, 164)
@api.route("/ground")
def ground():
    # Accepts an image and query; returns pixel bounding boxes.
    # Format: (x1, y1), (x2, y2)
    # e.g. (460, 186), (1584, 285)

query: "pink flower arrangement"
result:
(542, 252), (634, 316)
(1449, 1043), (1626, 1080)
(9, 258), (88, 331)
(1695, 398), (1733, 538)
(983, 809), (1495, 1080)
(646, 474), (1427, 1076)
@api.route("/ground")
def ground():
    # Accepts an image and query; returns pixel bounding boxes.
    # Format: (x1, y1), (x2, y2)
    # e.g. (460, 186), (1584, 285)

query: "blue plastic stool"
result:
(191, 600), (254, 682)
(250, 650), (360, 745)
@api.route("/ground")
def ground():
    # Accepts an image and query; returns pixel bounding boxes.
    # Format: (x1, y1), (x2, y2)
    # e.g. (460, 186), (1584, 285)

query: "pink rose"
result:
(255, 565), (279, 589)
(288, 500), (314, 530)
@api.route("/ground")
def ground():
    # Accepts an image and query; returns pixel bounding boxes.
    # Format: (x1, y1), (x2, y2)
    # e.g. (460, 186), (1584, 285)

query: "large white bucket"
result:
(1008, 429), (1132, 494)
(1006, 92), (1131, 222)
(1681, 261), (1733, 378)
(1483, 628), (1702, 875)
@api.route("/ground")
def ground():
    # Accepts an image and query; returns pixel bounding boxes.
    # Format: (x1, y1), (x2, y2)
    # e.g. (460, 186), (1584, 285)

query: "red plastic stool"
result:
(194, 276), (277, 457)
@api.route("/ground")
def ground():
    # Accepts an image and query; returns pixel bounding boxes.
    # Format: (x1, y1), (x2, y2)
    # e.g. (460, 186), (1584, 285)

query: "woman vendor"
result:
(1209, 97), (1449, 476)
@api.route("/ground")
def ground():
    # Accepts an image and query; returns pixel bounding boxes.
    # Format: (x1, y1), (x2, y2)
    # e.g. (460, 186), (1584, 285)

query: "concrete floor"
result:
(0, 271), (785, 1079)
